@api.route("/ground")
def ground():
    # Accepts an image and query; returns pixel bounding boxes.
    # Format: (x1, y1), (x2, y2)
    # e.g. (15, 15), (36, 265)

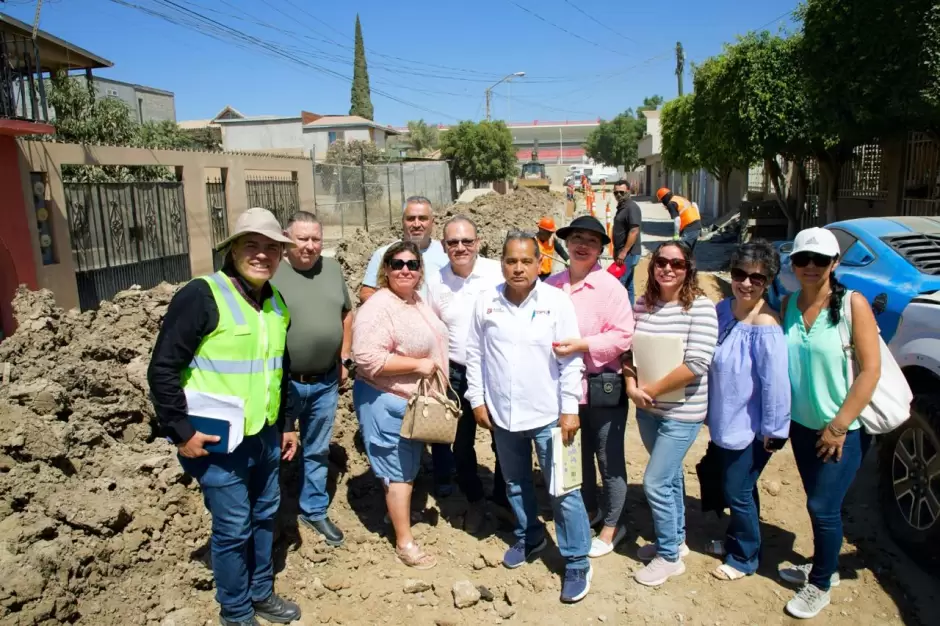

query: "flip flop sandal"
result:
(395, 542), (437, 570)
(711, 563), (747, 581)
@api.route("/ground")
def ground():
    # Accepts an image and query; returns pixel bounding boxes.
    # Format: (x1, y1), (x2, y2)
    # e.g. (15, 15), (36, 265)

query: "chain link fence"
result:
(314, 161), (452, 243)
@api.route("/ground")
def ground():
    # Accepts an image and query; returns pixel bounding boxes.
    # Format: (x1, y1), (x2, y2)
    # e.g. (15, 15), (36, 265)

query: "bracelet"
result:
(827, 423), (848, 437)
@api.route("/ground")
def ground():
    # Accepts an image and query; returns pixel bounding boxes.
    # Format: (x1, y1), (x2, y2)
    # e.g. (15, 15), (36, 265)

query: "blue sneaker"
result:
(560, 564), (593, 603)
(503, 538), (547, 569)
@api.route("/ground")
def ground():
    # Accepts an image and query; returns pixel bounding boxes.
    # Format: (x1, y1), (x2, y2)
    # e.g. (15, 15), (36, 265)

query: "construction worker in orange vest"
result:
(585, 180), (595, 216)
(656, 187), (702, 251)
(536, 216), (569, 281)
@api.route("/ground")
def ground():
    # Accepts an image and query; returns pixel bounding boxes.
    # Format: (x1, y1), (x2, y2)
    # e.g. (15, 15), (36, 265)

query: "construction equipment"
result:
(515, 139), (550, 191)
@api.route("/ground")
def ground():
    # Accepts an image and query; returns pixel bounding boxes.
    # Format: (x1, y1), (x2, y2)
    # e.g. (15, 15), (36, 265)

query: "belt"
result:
(290, 367), (336, 384)
(449, 360), (467, 374)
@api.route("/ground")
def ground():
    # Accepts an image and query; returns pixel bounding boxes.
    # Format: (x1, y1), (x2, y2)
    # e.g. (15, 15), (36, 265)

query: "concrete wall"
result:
(135, 89), (176, 124)
(35, 76), (177, 123)
(222, 120), (304, 152)
(305, 127), (388, 158)
(16, 141), (315, 312)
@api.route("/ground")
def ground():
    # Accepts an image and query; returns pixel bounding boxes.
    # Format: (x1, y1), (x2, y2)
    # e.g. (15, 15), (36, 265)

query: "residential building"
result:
(216, 110), (400, 157)
(25, 73), (176, 123)
(178, 105), (245, 130)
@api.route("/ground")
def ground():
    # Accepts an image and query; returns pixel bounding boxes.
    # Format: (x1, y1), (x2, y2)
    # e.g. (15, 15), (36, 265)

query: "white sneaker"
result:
(778, 563), (841, 587)
(786, 584), (831, 619)
(637, 541), (690, 562)
(634, 556), (686, 587)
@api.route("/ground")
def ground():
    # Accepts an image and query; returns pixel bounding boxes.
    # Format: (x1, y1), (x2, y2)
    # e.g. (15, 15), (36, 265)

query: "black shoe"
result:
(252, 594), (301, 624)
(219, 617), (260, 626)
(299, 516), (345, 547)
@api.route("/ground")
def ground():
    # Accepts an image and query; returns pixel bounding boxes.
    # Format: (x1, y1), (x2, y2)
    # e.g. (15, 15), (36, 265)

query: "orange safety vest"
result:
(672, 195), (701, 231)
(538, 237), (554, 275)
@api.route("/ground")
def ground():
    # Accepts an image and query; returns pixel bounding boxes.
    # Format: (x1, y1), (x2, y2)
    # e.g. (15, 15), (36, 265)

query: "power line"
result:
(505, 0), (633, 59)
(559, 0), (639, 46)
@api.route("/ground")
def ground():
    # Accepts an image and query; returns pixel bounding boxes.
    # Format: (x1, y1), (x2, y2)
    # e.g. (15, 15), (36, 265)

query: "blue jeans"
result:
(618, 253), (641, 307)
(680, 223), (702, 252)
(178, 423), (281, 622)
(289, 368), (340, 522)
(790, 421), (871, 591)
(719, 438), (772, 574)
(636, 410), (703, 562)
(494, 421), (591, 569)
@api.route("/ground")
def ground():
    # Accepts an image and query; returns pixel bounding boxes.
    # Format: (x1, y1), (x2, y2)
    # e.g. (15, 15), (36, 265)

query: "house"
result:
(178, 105), (245, 130)
(216, 110), (400, 158)
(0, 12), (112, 337)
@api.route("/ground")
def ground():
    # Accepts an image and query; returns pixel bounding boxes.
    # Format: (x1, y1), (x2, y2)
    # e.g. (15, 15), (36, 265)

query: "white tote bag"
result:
(836, 290), (912, 434)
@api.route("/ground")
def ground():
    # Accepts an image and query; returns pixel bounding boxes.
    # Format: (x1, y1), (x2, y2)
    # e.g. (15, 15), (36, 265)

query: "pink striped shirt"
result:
(546, 264), (635, 403)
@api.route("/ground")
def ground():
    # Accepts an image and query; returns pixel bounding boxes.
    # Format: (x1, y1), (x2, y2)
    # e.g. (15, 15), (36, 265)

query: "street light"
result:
(485, 71), (525, 121)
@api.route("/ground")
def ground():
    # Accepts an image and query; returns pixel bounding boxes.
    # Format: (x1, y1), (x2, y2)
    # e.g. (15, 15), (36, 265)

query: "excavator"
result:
(515, 139), (550, 191)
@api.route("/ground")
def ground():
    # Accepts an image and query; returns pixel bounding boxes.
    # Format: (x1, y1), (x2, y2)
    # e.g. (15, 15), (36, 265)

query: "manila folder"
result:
(633, 332), (686, 403)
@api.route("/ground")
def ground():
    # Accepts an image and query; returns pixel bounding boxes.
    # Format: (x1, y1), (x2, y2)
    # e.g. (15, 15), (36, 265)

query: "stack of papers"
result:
(549, 428), (582, 497)
(632, 333), (686, 403)
(184, 389), (245, 454)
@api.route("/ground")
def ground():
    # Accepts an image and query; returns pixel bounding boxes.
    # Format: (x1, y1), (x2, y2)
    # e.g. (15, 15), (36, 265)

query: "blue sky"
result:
(3, 0), (799, 125)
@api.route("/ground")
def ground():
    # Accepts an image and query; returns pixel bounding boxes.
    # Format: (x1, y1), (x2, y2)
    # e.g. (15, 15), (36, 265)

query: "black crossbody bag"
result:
(587, 371), (626, 408)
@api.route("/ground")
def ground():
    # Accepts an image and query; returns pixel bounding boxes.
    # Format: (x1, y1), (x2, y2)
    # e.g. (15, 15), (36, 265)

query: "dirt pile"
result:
(444, 188), (564, 258)
(333, 226), (398, 299)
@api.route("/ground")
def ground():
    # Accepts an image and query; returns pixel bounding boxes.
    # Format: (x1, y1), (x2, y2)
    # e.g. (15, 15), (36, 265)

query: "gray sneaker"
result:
(786, 584), (831, 619)
(778, 563), (841, 587)
(637, 542), (690, 562)
(633, 556), (686, 587)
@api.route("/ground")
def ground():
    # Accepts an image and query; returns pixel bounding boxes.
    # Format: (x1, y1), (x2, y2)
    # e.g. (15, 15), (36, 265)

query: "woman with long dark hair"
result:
(625, 241), (718, 587)
(779, 228), (880, 619)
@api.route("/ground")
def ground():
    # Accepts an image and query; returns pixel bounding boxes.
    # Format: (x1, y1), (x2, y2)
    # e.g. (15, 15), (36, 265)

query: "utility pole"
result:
(675, 41), (685, 96)
(485, 89), (491, 122)
(484, 71), (525, 121)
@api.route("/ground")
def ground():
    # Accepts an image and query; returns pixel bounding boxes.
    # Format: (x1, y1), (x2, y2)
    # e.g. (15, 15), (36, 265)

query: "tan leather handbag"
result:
(400, 369), (460, 444)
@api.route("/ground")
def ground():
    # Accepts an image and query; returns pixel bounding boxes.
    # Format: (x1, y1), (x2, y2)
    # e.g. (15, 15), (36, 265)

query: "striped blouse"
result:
(632, 295), (719, 422)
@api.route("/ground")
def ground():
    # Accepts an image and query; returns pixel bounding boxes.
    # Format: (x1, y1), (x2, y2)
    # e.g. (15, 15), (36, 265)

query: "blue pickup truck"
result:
(768, 216), (940, 566)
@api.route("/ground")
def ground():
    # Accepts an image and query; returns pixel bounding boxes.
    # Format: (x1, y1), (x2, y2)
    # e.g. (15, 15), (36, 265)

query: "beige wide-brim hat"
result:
(214, 207), (295, 251)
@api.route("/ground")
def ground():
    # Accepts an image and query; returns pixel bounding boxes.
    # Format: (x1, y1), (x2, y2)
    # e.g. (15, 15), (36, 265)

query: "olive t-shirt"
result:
(272, 257), (351, 375)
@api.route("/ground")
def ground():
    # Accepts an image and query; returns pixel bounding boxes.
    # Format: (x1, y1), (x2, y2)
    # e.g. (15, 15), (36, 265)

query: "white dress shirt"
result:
(465, 280), (584, 432)
(427, 257), (504, 366)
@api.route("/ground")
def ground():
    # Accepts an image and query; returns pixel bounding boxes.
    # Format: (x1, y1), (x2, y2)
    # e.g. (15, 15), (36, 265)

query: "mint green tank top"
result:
(783, 292), (860, 431)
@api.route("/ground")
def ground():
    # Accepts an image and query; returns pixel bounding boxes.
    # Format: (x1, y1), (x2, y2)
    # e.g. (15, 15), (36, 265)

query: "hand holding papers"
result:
(632, 333), (686, 403)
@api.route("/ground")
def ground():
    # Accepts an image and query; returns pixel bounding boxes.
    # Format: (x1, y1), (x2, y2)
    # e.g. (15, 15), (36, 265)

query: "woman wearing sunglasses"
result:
(352, 241), (449, 570)
(706, 240), (791, 582)
(625, 241), (718, 587)
(779, 227), (879, 619)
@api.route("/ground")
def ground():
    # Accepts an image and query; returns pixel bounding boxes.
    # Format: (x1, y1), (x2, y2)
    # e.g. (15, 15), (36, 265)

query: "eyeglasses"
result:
(654, 257), (688, 271)
(730, 267), (768, 287)
(445, 238), (476, 248)
(613, 190), (627, 196)
(791, 252), (834, 268)
(387, 259), (421, 271)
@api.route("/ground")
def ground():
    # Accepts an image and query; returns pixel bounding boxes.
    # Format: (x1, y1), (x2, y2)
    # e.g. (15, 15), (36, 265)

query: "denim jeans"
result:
(289, 367), (339, 522)
(680, 223), (702, 252)
(494, 421), (591, 569)
(580, 404), (628, 528)
(636, 409), (703, 562)
(178, 423), (281, 622)
(449, 362), (505, 503)
(789, 421), (871, 591)
(618, 253), (641, 307)
(718, 438), (772, 574)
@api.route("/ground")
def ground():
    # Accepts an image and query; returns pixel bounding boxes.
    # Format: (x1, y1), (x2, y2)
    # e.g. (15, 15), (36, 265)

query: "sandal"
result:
(711, 563), (747, 581)
(395, 542), (437, 570)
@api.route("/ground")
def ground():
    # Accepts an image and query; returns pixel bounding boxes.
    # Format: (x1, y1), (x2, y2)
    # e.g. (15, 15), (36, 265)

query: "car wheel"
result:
(879, 393), (940, 568)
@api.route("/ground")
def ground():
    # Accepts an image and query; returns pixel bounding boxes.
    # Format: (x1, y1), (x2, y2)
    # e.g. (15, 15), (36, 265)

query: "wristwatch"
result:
(342, 357), (356, 378)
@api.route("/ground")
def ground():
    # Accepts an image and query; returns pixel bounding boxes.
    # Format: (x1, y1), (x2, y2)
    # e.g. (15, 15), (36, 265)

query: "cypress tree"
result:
(349, 14), (374, 120)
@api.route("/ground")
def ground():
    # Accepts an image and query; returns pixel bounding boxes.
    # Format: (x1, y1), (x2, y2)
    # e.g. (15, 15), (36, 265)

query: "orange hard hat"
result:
(537, 216), (556, 232)
(656, 187), (671, 202)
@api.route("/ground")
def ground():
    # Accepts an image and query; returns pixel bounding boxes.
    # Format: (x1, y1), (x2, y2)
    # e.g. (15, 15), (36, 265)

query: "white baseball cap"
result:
(790, 227), (840, 258)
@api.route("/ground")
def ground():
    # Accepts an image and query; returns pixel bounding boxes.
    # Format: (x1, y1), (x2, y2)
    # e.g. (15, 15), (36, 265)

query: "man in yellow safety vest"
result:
(148, 207), (302, 626)
(656, 187), (702, 250)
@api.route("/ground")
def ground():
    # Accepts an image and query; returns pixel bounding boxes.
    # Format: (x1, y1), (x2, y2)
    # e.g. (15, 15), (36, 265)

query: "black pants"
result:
(450, 361), (505, 504)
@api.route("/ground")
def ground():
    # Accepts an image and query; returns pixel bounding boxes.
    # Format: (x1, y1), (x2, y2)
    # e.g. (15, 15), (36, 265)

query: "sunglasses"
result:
(730, 267), (768, 287)
(613, 190), (627, 196)
(445, 238), (476, 248)
(791, 252), (834, 268)
(387, 259), (421, 271)
(654, 257), (689, 271)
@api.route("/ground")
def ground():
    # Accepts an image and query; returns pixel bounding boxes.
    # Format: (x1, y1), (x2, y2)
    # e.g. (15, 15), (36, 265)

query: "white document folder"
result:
(549, 427), (582, 497)
(632, 332), (686, 403)
(184, 389), (246, 453)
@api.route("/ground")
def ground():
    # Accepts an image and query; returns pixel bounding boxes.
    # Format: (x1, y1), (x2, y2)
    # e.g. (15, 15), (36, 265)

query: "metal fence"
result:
(799, 158), (823, 230)
(206, 177), (228, 270)
(246, 176), (300, 227)
(63, 182), (191, 311)
(314, 160), (452, 242)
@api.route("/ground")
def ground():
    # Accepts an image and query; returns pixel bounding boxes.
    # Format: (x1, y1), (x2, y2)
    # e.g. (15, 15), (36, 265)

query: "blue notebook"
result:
(188, 415), (232, 455)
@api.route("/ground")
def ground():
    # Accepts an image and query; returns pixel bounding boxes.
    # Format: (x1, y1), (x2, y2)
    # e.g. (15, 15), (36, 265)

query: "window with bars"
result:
(838, 144), (887, 198)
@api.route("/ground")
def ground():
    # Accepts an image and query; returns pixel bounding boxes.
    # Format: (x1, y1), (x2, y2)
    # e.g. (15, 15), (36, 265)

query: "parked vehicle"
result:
(768, 216), (940, 567)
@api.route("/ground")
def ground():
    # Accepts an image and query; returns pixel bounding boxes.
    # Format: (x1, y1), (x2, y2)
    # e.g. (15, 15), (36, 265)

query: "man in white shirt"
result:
(465, 231), (593, 604)
(427, 215), (506, 534)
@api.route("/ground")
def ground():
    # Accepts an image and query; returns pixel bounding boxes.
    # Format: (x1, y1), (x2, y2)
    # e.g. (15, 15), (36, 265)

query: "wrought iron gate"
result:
(245, 176), (299, 226)
(206, 177), (228, 270)
(901, 132), (940, 217)
(64, 182), (192, 311)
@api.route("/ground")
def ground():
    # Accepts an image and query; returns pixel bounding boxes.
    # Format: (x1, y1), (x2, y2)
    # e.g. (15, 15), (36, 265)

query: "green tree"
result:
(584, 96), (663, 170)
(439, 120), (516, 185)
(660, 94), (700, 173)
(349, 14), (374, 120)
(48, 72), (137, 146)
(406, 119), (439, 155)
(135, 120), (195, 150)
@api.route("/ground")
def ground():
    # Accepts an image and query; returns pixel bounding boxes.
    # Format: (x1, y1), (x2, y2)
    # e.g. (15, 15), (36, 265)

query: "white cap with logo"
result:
(790, 227), (840, 258)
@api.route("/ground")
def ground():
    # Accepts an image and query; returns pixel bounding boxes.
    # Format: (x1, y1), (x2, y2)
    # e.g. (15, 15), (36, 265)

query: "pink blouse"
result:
(352, 288), (449, 399)
(546, 264), (635, 403)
